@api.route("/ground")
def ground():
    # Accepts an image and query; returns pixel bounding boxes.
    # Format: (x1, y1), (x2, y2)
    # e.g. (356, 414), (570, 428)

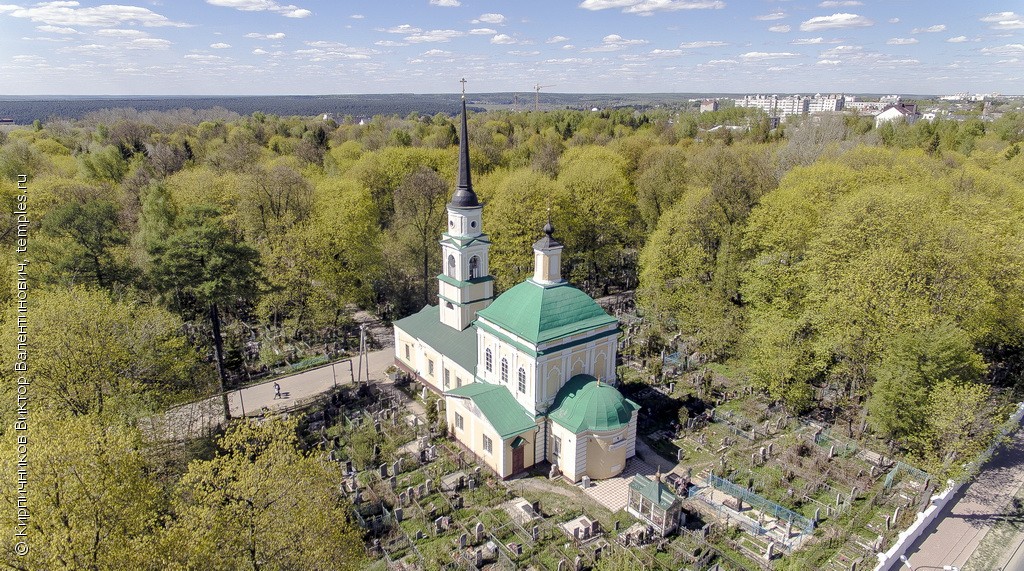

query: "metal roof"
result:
(476, 281), (617, 346)
(446, 382), (537, 439)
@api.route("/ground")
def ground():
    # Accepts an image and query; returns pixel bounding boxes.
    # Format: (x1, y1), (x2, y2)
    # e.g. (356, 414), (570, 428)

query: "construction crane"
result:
(534, 84), (555, 111)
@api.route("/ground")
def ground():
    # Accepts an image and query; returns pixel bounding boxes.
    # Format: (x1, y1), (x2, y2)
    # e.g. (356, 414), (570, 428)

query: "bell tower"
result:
(438, 86), (493, 330)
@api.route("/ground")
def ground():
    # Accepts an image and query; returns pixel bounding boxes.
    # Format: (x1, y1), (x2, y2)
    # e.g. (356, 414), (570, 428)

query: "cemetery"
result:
(273, 353), (940, 571)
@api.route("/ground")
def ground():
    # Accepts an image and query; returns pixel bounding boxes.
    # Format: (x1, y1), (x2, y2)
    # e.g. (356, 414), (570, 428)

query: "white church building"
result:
(393, 96), (639, 482)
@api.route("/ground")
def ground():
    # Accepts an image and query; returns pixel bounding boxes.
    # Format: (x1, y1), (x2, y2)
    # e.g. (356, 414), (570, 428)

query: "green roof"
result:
(629, 474), (679, 510)
(476, 281), (617, 345)
(393, 305), (478, 373)
(446, 382), (537, 439)
(548, 374), (639, 433)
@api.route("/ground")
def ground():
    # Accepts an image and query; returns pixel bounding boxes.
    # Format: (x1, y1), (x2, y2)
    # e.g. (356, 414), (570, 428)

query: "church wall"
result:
(549, 421), (586, 482)
(446, 396), (504, 476)
(536, 332), (618, 410)
(394, 325), (474, 393)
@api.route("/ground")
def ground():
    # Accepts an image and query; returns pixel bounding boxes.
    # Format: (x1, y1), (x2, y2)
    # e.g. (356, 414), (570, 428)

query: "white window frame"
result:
(483, 434), (493, 454)
(444, 368), (451, 389)
(500, 358), (508, 384)
(517, 367), (526, 393)
(455, 412), (464, 430)
(553, 435), (561, 457)
(485, 348), (492, 372)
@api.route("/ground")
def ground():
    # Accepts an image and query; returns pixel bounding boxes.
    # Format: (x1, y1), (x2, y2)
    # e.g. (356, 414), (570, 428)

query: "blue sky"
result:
(1, 0), (1022, 95)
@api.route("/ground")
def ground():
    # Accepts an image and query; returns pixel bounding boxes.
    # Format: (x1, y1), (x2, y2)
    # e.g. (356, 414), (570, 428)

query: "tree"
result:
(40, 198), (133, 289)
(162, 419), (366, 570)
(0, 286), (199, 420)
(394, 166), (449, 305)
(0, 414), (164, 571)
(149, 205), (262, 420)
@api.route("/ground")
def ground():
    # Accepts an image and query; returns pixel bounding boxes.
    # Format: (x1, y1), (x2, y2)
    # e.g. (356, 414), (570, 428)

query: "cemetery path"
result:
(148, 348), (400, 440)
(896, 419), (1024, 571)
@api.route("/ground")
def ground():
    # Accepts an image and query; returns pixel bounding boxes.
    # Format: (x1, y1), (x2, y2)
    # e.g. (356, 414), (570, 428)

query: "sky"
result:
(1, 0), (1022, 96)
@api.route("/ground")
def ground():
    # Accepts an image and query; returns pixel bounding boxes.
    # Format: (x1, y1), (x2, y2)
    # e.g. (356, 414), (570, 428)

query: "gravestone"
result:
(475, 522), (484, 542)
(399, 492), (407, 506)
(434, 516), (444, 533)
(767, 442), (774, 456)
(459, 533), (467, 548)
(573, 527), (580, 541)
(415, 530), (425, 540)
(532, 500), (541, 514)
(764, 541), (775, 561)
(582, 476), (591, 489)
(390, 476), (397, 490)
(828, 445), (836, 459)
(421, 386), (428, 400)
(420, 449), (428, 463)
(418, 483), (427, 498)
(549, 464), (560, 479)
(407, 486), (415, 500)
(345, 460), (353, 474)
(594, 546), (602, 560)
(532, 525), (539, 541)
(678, 449), (686, 462)
(395, 507), (403, 522)
(884, 514), (891, 530)
(511, 543), (522, 556)
(393, 459), (401, 476)
(425, 479), (433, 494)
(379, 464), (388, 478)
(785, 518), (793, 538)
(836, 493), (843, 507)
(469, 478), (476, 490)
(574, 555), (583, 571)
(893, 506), (901, 523)
(558, 560), (566, 571)
(814, 508), (821, 523)
(474, 549), (483, 568)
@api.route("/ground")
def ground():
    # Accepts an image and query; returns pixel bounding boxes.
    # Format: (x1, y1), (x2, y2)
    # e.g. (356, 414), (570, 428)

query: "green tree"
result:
(394, 166), (449, 305)
(149, 205), (262, 420)
(40, 198), (132, 289)
(0, 414), (164, 570)
(163, 419), (366, 570)
(0, 286), (199, 420)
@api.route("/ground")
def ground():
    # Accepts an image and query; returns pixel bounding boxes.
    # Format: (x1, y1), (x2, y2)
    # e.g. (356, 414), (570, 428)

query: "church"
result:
(393, 95), (639, 483)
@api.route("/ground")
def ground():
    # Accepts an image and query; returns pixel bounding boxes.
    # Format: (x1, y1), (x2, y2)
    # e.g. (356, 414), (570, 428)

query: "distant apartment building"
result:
(700, 99), (719, 113)
(807, 93), (845, 113)
(734, 93), (846, 120)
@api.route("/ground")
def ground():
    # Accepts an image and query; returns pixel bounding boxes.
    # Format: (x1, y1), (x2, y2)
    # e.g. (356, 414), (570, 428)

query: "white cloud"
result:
(429, 0), (460, 5)
(581, 34), (648, 51)
(755, 11), (785, 21)
(2, 1), (188, 27)
(206, 0), (311, 18)
(800, 13), (873, 31)
(184, 53), (224, 63)
(95, 28), (146, 37)
(706, 59), (737, 64)
(508, 50), (540, 56)
(980, 12), (1024, 30)
(350, 14), (363, 19)
(128, 37), (171, 49)
(546, 35), (569, 43)
(817, 59), (841, 65)
(648, 48), (683, 56)
(382, 24), (421, 34)
(579, 0), (725, 14)
(981, 43), (1024, 56)
(374, 40), (407, 47)
(469, 28), (496, 35)
(911, 24), (946, 33)
(36, 24), (77, 33)
(562, 44), (575, 49)
(818, 0), (861, 6)
(245, 31), (285, 39)
(679, 40), (727, 48)
(769, 25), (790, 33)
(474, 13), (504, 24)
(888, 18), (899, 24)
(420, 48), (451, 56)
(210, 42), (231, 48)
(252, 48), (268, 54)
(739, 51), (799, 60)
(404, 29), (464, 43)
(491, 33), (516, 44)
(946, 36), (969, 43)
(886, 37), (917, 45)
(791, 37), (824, 44)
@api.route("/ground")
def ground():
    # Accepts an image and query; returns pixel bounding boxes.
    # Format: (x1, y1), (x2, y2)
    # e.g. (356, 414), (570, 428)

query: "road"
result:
(146, 348), (398, 440)
(895, 420), (1024, 571)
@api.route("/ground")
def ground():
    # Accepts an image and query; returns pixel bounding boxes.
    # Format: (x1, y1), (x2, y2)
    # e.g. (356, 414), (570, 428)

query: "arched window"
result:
(501, 358), (509, 384)
(518, 367), (526, 394)
(485, 349), (492, 372)
(469, 256), (480, 279)
(446, 254), (456, 278)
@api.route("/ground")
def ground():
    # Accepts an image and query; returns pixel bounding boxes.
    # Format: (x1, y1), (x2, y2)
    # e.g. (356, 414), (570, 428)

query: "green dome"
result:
(548, 374), (639, 433)
(476, 281), (617, 345)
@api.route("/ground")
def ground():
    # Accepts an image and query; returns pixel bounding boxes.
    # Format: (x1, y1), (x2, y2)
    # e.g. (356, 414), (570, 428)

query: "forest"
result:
(1, 99), (1023, 568)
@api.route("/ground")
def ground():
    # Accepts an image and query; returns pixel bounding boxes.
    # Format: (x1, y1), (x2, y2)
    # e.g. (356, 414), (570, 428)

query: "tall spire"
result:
(449, 79), (479, 209)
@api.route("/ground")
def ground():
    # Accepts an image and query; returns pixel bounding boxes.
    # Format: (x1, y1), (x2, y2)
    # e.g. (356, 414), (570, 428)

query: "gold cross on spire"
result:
(460, 77), (467, 99)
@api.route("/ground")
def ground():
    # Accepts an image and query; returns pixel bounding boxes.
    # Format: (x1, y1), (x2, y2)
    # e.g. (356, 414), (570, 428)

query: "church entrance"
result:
(512, 445), (524, 473)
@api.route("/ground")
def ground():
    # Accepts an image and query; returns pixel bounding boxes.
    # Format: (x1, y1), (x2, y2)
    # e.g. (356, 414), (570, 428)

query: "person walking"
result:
(273, 382), (281, 399)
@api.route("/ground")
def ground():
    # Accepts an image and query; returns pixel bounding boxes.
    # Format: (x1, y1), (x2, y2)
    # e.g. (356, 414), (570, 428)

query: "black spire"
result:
(449, 95), (480, 209)
(533, 218), (562, 250)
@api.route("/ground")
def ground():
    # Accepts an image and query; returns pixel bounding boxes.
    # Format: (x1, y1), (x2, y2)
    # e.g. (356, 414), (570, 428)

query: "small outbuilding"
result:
(626, 469), (682, 536)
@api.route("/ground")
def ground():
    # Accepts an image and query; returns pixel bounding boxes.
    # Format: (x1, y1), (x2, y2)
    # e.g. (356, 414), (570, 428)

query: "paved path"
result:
(148, 348), (398, 440)
(897, 420), (1024, 571)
